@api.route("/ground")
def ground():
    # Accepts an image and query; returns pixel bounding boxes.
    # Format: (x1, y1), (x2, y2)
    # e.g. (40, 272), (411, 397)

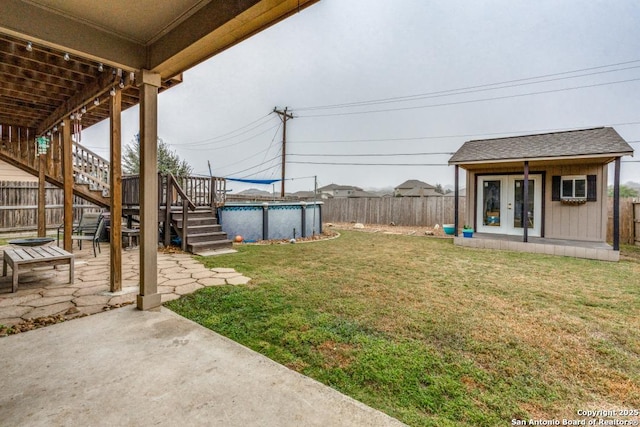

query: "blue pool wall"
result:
(218, 202), (323, 242)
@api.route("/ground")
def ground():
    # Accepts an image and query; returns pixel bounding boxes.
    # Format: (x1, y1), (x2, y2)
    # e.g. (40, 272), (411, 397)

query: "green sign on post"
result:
(36, 136), (50, 155)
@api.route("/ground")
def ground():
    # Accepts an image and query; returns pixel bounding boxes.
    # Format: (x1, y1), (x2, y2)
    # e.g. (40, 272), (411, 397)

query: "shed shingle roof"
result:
(449, 127), (633, 165)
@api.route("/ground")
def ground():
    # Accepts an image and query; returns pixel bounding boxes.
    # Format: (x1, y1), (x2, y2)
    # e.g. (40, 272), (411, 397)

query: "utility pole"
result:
(273, 107), (294, 197)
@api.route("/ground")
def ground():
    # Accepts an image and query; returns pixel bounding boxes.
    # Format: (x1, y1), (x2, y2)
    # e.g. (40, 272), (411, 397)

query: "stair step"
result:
(173, 218), (219, 227)
(188, 240), (233, 254)
(178, 224), (222, 234)
(186, 231), (228, 243)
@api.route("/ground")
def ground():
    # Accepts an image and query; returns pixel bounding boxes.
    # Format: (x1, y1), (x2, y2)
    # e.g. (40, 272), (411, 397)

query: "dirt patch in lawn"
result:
(325, 221), (451, 237)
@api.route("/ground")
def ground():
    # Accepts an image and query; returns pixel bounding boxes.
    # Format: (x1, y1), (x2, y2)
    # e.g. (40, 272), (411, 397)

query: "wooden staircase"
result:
(0, 125), (109, 207)
(0, 126), (231, 255)
(169, 207), (233, 254)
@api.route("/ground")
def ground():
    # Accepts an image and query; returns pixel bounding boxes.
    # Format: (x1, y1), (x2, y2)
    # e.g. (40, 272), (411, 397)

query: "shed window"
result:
(552, 174), (597, 202)
(561, 175), (587, 200)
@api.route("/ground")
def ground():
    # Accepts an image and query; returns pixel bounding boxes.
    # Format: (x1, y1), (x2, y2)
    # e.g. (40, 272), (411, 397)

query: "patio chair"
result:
(57, 211), (102, 247)
(70, 215), (107, 257)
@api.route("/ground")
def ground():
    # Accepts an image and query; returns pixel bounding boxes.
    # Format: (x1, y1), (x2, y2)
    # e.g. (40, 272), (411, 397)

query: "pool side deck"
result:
(454, 233), (619, 262)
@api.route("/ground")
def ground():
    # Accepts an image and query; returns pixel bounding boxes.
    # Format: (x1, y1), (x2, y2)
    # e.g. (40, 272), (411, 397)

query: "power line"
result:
(289, 161), (450, 166)
(225, 154), (281, 177)
(213, 124), (284, 173)
(239, 163), (282, 179)
(169, 113), (275, 147)
(176, 123), (281, 152)
(293, 59), (640, 112)
(288, 152), (454, 157)
(288, 122), (640, 144)
(297, 78), (640, 118)
(260, 121), (282, 165)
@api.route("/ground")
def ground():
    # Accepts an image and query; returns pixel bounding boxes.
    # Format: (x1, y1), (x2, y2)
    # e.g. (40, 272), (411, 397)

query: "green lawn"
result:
(166, 231), (640, 426)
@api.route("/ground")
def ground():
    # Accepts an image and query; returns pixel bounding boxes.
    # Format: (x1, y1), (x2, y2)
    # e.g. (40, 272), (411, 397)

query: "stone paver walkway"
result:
(0, 244), (249, 330)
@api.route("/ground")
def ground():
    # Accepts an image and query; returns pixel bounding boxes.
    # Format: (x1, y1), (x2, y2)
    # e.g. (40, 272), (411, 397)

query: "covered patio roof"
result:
(1, 0), (320, 310)
(1, 0), (319, 135)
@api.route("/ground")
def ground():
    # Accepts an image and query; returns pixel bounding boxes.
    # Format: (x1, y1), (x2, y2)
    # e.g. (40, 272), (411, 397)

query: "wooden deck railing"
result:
(71, 142), (110, 193)
(122, 174), (227, 209)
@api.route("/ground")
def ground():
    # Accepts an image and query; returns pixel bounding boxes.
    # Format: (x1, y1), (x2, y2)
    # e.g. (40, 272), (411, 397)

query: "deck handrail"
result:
(168, 173), (196, 211)
(72, 141), (110, 193)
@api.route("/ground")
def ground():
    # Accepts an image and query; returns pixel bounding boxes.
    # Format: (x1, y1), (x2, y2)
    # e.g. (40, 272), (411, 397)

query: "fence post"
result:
(300, 202), (307, 238)
(262, 202), (269, 240)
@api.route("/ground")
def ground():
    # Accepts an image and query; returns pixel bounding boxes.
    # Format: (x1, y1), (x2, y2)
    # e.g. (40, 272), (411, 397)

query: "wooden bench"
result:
(2, 246), (74, 293)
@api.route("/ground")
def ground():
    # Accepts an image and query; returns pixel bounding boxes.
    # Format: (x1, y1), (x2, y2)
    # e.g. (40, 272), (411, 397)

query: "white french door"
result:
(476, 175), (542, 236)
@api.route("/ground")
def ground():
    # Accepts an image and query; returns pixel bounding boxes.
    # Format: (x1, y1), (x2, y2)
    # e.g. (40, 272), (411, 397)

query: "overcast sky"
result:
(84, 0), (640, 194)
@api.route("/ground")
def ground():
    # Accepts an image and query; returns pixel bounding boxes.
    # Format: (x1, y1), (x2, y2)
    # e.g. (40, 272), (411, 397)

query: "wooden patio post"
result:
(62, 119), (73, 252)
(137, 70), (162, 310)
(454, 165), (459, 236)
(613, 157), (621, 251)
(37, 153), (46, 237)
(110, 88), (123, 292)
(523, 161), (529, 243)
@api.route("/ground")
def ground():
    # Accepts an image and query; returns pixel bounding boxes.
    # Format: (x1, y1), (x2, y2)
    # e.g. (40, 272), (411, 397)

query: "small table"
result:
(106, 226), (140, 248)
(2, 246), (74, 293)
(8, 237), (55, 247)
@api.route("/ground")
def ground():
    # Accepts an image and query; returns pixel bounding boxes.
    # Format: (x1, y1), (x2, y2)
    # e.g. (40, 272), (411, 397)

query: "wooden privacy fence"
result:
(323, 196), (466, 227)
(0, 181), (99, 232)
(325, 196), (638, 245)
(607, 198), (639, 245)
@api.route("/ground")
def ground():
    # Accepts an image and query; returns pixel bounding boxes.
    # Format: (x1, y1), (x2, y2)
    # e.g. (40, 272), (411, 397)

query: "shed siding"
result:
(465, 163), (608, 242)
(544, 164), (606, 242)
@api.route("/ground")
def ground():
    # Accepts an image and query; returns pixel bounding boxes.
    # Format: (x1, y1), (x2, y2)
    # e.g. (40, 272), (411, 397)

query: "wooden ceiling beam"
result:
(0, 0), (146, 70)
(0, 72), (78, 97)
(0, 117), (31, 128)
(0, 86), (68, 106)
(0, 62), (89, 92)
(0, 98), (54, 115)
(0, 37), (102, 80)
(37, 69), (120, 135)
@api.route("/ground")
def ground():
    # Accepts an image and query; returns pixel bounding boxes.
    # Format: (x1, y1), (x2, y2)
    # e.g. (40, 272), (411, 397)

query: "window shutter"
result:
(552, 176), (561, 201)
(587, 175), (597, 201)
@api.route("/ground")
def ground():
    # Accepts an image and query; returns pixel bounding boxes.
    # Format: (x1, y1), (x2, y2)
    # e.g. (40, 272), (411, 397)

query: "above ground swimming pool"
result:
(218, 201), (323, 242)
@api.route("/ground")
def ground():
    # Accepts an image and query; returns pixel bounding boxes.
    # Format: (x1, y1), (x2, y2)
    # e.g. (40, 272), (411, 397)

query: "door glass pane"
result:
(514, 180), (535, 228)
(483, 180), (501, 226)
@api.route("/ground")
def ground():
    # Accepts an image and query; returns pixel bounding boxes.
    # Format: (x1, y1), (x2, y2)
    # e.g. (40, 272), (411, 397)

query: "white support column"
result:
(137, 70), (162, 310)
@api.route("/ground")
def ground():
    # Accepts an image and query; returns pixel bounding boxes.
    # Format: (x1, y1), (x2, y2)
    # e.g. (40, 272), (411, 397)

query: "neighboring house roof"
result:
(444, 188), (466, 196)
(291, 191), (316, 198)
(395, 179), (435, 190)
(317, 184), (363, 192)
(236, 188), (272, 196)
(401, 187), (439, 197)
(348, 190), (378, 198)
(449, 127), (634, 165)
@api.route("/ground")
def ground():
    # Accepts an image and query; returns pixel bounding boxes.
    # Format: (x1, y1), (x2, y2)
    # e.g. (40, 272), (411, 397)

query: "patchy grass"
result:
(167, 232), (640, 426)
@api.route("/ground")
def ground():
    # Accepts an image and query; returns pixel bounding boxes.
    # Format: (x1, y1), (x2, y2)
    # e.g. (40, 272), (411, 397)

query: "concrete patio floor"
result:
(0, 306), (404, 426)
(0, 242), (404, 426)
(0, 243), (250, 328)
